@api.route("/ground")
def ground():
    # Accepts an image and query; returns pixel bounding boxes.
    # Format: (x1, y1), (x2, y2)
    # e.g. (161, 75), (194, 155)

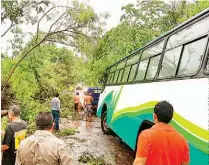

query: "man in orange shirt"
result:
(133, 101), (190, 165)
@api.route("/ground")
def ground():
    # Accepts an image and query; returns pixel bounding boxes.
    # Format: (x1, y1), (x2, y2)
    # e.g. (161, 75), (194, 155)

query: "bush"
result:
(60, 110), (73, 118)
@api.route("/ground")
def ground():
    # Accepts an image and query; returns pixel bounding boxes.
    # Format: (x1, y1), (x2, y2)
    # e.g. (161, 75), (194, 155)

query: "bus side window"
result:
(107, 73), (112, 84)
(113, 70), (119, 84)
(117, 69), (123, 83)
(159, 46), (182, 78)
(206, 57), (209, 71)
(122, 66), (131, 83)
(177, 37), (208, 75)
(128, 64), (138, 82)
(146, 55), (161, 79)
(135, 59), (149, 81)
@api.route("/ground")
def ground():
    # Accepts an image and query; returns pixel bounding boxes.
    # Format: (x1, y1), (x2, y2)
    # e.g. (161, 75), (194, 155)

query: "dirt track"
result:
(59, 117), (135, 165)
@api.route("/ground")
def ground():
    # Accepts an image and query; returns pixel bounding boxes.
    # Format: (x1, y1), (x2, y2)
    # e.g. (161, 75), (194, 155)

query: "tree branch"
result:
(1, 22), (14, 37)
(45, 39), (76, 47)
(48, 12), (66, 33)
(35, 6), (56, 43)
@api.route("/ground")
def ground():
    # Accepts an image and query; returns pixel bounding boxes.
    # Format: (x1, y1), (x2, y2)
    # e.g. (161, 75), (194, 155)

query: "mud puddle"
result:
(59, 117), (135, 165)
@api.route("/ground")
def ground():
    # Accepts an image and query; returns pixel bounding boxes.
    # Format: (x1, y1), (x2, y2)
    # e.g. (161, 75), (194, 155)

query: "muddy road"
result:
(59, 116), (135, 165)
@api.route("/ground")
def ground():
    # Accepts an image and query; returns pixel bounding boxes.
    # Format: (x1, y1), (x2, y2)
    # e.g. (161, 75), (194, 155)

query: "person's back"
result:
(51, 93), (60, 130)
(16, 130), (70, 165)
(73, 95), (79, 103)
(85, 95), (93, 105)
(133, 101), (189, 165)
(138, 123), (189, 165)
(51, 97), (60, 111)
(16, 112), (72, 165)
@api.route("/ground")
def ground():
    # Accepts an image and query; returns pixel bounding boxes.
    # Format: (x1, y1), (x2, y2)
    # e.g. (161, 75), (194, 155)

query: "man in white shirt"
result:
(51, 93), (60, 130)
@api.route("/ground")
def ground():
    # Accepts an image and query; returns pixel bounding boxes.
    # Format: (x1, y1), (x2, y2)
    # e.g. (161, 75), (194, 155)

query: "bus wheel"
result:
(101, 111), (113, 135)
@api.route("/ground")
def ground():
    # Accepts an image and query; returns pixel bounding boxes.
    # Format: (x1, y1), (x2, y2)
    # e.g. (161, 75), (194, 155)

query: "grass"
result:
(54, 128), (76, 137)
(60, 109), (73, 118)
(78, 152), (111, 165)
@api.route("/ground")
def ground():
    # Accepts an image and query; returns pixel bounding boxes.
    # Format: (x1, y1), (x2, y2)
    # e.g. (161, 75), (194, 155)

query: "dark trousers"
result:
(52, 110), (59, 130)
(2, 152), (16, 165)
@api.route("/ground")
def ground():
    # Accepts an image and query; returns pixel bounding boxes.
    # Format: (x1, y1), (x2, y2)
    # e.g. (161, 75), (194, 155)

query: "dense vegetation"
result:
(1, 0), (209, 131)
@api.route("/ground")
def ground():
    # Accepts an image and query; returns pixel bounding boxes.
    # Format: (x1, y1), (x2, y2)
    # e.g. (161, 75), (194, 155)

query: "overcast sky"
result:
(1, 0), (136, 55)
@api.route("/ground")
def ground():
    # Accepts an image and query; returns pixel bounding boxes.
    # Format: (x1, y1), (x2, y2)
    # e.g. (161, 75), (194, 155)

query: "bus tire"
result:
(101, 111), (113, 135)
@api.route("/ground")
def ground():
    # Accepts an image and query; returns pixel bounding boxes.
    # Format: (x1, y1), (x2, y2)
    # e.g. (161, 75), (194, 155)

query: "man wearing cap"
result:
(1, 105), (27, 165)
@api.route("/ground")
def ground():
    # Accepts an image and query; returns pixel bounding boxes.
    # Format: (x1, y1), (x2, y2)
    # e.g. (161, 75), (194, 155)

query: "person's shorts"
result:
(85, 104), (92, 116)
(74, 103), (78, 110)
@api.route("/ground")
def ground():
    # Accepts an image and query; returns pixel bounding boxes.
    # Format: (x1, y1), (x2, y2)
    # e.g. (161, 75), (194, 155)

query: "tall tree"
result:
(1, 0), (104, 94)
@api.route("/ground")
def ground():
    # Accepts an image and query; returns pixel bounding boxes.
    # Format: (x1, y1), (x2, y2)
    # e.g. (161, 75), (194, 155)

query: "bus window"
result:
(142, 40), (164, 60)
(110, 72), (115, 84)
(126, 54), (140, 66)
(167, 16), (209, 49)
(146, 55), (161, 79)
(159, 46), (182, 78)
(122, 66), (131, 83)
(117, 69), (123, 83)
(128, 64), (138, 82)
(110, 65), (117, 72)
(178, 37), (208, 75)
(113, 70), (119, 84)
(107, 73), (113, 84)
(117, 60), (126, 70)
(206, 57), (209, 71)
(135, 59), (149, 81)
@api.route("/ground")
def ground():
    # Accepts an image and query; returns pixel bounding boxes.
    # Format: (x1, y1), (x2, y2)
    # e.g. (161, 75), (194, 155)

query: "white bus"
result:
(97, 8), (209, 165)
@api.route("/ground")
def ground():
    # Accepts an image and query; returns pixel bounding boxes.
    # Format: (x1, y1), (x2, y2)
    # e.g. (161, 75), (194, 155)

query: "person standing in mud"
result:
(51, 93), (60, 131)
(73, 92), (80, 116)
(84, 92), (94, 122)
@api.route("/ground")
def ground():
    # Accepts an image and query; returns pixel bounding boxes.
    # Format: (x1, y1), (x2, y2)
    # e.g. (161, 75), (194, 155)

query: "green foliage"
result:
(1, 0), (50, 24)
(78, 152), (110, 165)
(88, 0), (209, 83)
(56, 128), (76, 136)
(121, 0), (209, 34)
(1, 42), (81, 132)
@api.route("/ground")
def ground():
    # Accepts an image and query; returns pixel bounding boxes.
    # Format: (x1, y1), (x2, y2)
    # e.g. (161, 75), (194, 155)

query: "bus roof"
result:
(105, 7), (209, 72)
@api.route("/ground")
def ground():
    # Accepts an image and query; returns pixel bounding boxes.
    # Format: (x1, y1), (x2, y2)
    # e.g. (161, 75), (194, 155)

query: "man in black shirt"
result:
(1, 105), (27, 165)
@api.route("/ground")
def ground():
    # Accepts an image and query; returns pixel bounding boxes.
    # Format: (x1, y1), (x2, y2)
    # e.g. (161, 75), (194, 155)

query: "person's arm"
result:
(58, 141), (72, 165)
(1, 110), (8, 117)
(1, 130), (5, 136)
(91, 96), (94, 102)
(133, 131), (150, 165)
(1, 125), (13, 152)
(1, 145), (9, 152)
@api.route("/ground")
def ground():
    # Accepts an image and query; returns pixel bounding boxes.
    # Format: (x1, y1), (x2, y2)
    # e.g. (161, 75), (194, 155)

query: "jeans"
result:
(52, 110), (59, 130)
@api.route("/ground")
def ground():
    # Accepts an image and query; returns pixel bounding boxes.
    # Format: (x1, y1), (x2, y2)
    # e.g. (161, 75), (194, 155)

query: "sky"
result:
(1, 0), (137, 55)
